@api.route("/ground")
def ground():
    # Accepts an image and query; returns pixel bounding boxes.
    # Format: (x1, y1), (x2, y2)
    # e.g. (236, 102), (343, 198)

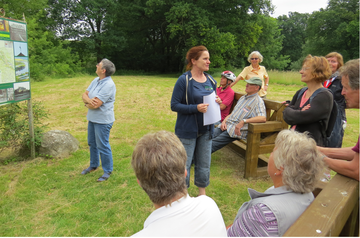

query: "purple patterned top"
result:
(227, 203), (278, 237)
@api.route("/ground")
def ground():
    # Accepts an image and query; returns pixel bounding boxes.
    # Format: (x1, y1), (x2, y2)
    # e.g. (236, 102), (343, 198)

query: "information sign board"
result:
(0, 17), (30, 105)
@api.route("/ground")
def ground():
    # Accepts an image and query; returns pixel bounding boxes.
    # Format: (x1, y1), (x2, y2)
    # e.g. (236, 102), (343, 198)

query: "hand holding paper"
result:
(203, 91), (221, 125)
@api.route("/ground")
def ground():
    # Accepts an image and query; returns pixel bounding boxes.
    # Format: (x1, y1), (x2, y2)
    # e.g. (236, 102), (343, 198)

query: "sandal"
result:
(81, 167), (97, 175)
(97, 172), (111, 182)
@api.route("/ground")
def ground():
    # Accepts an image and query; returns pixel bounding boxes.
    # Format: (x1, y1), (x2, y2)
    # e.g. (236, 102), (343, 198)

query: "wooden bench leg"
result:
(244, 132), (260, 179)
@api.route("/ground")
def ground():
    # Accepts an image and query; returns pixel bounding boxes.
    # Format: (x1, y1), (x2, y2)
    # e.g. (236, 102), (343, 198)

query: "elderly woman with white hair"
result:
(231, 51), (269, 98)
(227, 129), (324, 237)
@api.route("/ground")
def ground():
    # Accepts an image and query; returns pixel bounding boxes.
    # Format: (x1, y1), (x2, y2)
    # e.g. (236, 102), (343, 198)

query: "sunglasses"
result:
(251, 58), (259, 60)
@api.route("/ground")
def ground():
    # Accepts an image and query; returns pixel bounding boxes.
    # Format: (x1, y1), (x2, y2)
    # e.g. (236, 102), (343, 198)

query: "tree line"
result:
(1, 0), (359, 80)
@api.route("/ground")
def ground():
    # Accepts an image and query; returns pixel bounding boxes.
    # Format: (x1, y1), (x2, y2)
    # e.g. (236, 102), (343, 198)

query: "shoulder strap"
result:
(297, 87), (308, 100)
(186, 74), (189, 105)
(312, 87), (337, 145)
(309, 87), (327, 103)
(297, 87), (328, 104)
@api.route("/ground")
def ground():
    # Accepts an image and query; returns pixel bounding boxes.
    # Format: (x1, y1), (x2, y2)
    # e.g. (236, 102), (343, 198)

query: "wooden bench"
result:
(226, 92), (288, 178)
(284, 174), (359, 236)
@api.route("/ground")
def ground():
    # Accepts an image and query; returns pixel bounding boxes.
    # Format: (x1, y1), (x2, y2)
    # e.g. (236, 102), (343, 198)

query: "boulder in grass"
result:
(40, 130), (79, 158)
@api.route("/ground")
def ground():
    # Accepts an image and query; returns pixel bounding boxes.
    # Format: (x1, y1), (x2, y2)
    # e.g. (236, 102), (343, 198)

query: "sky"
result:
(270, 0), (329, 17)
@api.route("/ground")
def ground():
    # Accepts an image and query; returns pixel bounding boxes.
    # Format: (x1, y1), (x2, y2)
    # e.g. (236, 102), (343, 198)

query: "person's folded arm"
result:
(283, 91), (332, 125)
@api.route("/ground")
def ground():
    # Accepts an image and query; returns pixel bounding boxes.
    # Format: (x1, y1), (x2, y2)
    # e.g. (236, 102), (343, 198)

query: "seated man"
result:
(212, 77), (266, 153)
(216, 71), (236, 125)
(318, 59), (359, 181)
(131, 130), (227, 237)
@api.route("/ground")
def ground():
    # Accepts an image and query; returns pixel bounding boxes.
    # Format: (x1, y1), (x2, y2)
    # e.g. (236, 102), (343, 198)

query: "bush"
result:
(0, 101), (49, 157)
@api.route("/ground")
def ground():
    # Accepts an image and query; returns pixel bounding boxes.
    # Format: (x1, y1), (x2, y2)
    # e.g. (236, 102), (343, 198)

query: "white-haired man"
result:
(318, 59), (359, 181)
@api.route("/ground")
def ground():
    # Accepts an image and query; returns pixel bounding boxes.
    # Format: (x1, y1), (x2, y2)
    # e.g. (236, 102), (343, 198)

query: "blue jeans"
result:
(88, 121), (113, 174)
(211, 127), (237, 153)
(179, 131), (212, 188)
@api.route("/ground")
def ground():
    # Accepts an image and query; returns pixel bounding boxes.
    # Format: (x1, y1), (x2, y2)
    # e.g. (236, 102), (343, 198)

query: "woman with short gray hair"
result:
(227, 129), (324, 237)
(81, 58), (116, 182)
(231, 51), (269, 98)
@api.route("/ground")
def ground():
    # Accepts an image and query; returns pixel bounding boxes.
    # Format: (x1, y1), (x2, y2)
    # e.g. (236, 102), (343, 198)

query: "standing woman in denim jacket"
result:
(171, 46), (222, 196)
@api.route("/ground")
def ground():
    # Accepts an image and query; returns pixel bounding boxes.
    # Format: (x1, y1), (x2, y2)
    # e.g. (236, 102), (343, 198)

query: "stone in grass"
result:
(40, 130), (79, 158)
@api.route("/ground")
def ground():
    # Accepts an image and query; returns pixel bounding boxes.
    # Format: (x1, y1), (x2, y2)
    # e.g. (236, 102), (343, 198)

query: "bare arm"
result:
(82, 91), (103, 109)
(230, 75), (243, 87)
(324, 152), (359, 181)
(264, 75), (269, 86)
(220, 103), (227, 110)
(234, 116), (267, 136)
(82, 91), (91, 104)
(317, 146), (355, 161)
(220, 114), (231, 131)
(244, 116), (267, 124)
(264, 75), (269, 91)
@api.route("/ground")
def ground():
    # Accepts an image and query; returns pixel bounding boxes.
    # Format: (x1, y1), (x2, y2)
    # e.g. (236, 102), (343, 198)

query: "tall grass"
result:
(0, 74), (358, 236)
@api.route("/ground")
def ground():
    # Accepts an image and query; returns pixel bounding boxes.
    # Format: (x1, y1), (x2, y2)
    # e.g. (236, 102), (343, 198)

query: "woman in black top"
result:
(324, 52), (346, 147)
(283, 55), (333, 146)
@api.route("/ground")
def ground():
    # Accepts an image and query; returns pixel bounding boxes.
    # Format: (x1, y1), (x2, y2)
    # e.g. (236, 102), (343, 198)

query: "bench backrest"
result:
(230, 92), (287, 127)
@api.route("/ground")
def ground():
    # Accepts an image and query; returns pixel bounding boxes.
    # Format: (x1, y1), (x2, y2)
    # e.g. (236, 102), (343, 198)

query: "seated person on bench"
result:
(212, 77), (266, 153)
(227, 129), (324, 237)
(318, 59), (359, 181)
(215, 71), (236, 126)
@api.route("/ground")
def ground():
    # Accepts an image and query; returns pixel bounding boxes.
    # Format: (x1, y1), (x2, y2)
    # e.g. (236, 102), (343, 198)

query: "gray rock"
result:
(39, 130), (79, 158)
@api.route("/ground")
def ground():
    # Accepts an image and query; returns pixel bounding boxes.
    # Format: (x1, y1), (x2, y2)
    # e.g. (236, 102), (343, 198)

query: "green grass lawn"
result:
(0, 73), (358, 236)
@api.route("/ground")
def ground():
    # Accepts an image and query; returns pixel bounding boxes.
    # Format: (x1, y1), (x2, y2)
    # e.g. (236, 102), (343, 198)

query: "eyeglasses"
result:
(301, 67), (310, 71)
(251, 58), (258, 60)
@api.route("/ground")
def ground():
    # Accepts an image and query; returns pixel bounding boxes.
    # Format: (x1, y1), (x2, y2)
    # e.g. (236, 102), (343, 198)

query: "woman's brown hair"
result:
(185, 45), (208, 71)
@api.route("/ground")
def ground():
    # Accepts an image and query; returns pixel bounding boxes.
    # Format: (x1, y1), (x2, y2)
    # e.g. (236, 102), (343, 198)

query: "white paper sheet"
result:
(203, 91), (221, 125)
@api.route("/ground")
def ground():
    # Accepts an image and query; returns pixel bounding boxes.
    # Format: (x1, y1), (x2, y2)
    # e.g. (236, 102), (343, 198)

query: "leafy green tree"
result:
(47, 0), (126, 63)
(27, 12), (82, 81)
(1, 0), (82, 80)
(109, 0), (273, 72)
(250, 15), (290, 70)
(277, 12), (309, 69)
(0, 0), (46, 19)
(304, 0), (359, 61)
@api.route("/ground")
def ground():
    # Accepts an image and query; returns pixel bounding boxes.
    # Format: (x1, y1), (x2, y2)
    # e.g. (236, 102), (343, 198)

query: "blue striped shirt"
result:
(226, 93), (266, 140)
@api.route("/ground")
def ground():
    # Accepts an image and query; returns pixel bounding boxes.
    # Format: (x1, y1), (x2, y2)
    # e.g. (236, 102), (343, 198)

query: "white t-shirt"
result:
(132, 194), (227, 237)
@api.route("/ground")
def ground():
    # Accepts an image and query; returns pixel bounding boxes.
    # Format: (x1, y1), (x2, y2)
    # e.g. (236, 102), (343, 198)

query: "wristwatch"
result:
(265, 84), (269, 86)
(243, 119), (247, 123)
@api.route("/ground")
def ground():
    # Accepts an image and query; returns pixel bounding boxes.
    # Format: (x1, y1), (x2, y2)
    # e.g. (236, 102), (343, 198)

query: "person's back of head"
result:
(273, 130), (324, 193)
(131, 131), (187, 206)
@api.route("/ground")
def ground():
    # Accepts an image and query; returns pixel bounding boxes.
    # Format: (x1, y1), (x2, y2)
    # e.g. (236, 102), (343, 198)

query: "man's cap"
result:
(245, 77), (262, 87)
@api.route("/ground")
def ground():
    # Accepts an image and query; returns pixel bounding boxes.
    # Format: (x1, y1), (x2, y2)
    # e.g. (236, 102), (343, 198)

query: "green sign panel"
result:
(0, 17), (30, 105)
